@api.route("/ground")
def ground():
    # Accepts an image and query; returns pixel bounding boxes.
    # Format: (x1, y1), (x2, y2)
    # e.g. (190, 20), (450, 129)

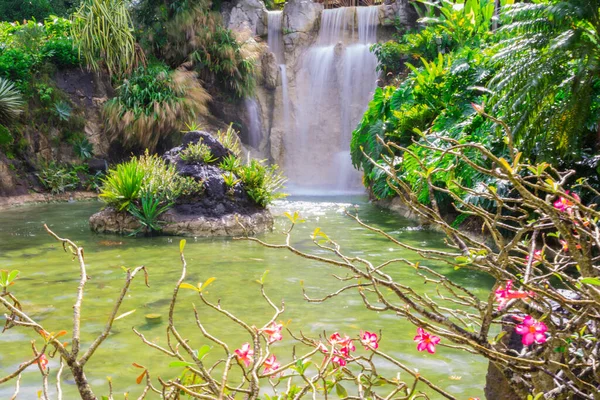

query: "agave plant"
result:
(54, 100), (72, 122)
(99, 160), (145, 211)
(0, 77), (23, 125)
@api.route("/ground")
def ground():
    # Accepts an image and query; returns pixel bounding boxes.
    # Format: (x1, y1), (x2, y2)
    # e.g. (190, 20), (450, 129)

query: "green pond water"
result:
(0, 197), (492, 399)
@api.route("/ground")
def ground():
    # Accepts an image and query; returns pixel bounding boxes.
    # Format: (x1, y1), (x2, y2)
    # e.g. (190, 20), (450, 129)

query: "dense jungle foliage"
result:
(353, 0), (600, 209)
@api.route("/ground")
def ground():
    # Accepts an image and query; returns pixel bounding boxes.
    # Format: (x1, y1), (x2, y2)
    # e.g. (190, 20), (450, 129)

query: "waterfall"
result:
(244, 98), (262, 149)
(279, 64), (291, 134)
(285, 7), (379, 194)
(267, 10), (284, 63)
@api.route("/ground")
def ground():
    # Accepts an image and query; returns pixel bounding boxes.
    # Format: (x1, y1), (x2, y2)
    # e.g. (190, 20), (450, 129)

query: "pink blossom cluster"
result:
(495, 280), (533, 310)
(553, 191), (580, 214)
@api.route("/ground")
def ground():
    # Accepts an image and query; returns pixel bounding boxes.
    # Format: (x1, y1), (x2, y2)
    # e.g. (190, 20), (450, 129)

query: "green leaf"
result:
(197, 344), (211, 360)
(335, 383), (348, 398)
(581, 277), (600, 286)
(180, 239), (186, 254)
(168, 361), (195, 368)
(8, 270), (19, 283)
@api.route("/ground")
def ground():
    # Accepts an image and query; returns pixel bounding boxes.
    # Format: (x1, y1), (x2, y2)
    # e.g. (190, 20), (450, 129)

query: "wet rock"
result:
(282, 0), (323, 53)
(262, 51), (279, 90)
(89, 206), (273, 237)
(226, 0), (268, 35)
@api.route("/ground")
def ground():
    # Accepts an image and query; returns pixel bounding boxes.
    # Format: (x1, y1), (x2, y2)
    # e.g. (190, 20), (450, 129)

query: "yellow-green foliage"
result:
(71, 0), (140, 78)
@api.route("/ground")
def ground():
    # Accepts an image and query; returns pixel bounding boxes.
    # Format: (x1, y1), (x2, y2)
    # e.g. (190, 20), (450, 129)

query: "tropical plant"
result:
(71, 0), (140, 78)
(488, 0), (600, 162)
(179, 140), (217, 164)
(0, 48), (36, 85)
(41, 37), (79, 68)
(237, 159), (287, 207)
(163, 5), (257, 98)
(36, 161), (80, 194)
(54, 100), (72, 121)
(103, 67), (210, 152)
(216, 124), (242, 157)
(0, 77), (23, 125)
(72, 136), (94, 159)
(219, 154), (241, 172)
(99, 159), (145, 211)
(127, 191), (173, 235)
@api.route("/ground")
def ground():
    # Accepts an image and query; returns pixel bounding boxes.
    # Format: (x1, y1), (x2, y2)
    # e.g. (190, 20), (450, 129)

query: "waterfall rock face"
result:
(282, 0), (323, 55)
(227, 0), (268, 35)
(221, 0), (416, 193)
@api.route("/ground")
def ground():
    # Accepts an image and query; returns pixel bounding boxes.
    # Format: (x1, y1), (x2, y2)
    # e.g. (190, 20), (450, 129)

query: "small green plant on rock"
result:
(216, 124), (241, 157)
(127, 191), (173, 235)
(179, 140), (217, 164)
(219, 154), (241, 172)
(238, 159), (287, 207)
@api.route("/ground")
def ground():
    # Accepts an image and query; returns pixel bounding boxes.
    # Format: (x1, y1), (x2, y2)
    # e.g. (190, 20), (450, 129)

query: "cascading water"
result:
(267, 11), (284, 63)
(285, 7), (380, 194)
(244, 98), (262, 149)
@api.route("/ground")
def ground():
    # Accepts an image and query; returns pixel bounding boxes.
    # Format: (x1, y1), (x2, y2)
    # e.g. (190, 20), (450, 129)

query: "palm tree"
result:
(489, 0), (600, 162)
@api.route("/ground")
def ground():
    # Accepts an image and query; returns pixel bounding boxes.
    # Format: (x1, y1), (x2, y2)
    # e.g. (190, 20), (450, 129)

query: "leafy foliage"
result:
(0, 77), (23, 125)
(237, 159), (287, 207)
(36, 161), (80, 194)
(488, 0), (600, 162)
(99, 152), (204, 228)
(71, 0), (140, 78)
(136, 1), (257, 98)
(180, 140), (217, 164)
(103, 66), (210, 152)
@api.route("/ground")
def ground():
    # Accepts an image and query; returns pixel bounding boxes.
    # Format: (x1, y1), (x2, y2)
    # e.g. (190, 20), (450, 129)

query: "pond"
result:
(0, 197), (492, 399)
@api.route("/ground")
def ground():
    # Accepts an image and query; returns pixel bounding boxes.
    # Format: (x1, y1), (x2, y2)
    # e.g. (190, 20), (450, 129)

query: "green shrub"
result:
(99, 158), (145, 211)
(237, 159), (287, 207)
(0, 0), (53, 22)
(36, 161), (80, 193)
(0, 124), (13, 153)
(103, 67), (210, 152)
(0, 48), (36, 84)
(41, 37), (79, 68)
(0, 77), (23, 125)
(71, 0), (139, 78)
(180, 140), (217, 164)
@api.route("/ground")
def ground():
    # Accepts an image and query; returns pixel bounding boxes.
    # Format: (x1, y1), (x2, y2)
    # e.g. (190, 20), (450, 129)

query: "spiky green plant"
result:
(71, 0), (140, 78)
(237, 159), (287, 207)
(179, 140), (217, 164)
(489, 0), (600, 161)
(99, 159), (145, 211)
(127, 191), (173, 235)
(0, 77), (23, 125)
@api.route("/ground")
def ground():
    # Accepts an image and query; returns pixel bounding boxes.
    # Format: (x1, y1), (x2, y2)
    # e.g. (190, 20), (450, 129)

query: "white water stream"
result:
(286, 6), (379, 194)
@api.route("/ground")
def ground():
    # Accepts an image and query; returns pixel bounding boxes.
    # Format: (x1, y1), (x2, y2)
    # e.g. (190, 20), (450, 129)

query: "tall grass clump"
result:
(103, 66), (210, 152)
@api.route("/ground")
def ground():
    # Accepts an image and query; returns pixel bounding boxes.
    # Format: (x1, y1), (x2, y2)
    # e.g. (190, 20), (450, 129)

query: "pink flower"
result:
(261, 322), (283, 344)
(553, 191), (580, 213)
(360, 331), (379, 350)
(329, 332), (342, 344)
(332, 355), (347, 367)
(262, 354), (280, 374)
(413, 328), (441, 354)
(38, 354), (49, 371)
(525, 249), (543, 263)
(338, 335), (355, 357)
(559, 240), (581, 252)
(235, 343), (254, 367)
(494, 280), (533, 310)
(515, 316), (547, 346)
(316, 342), (329, 353)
